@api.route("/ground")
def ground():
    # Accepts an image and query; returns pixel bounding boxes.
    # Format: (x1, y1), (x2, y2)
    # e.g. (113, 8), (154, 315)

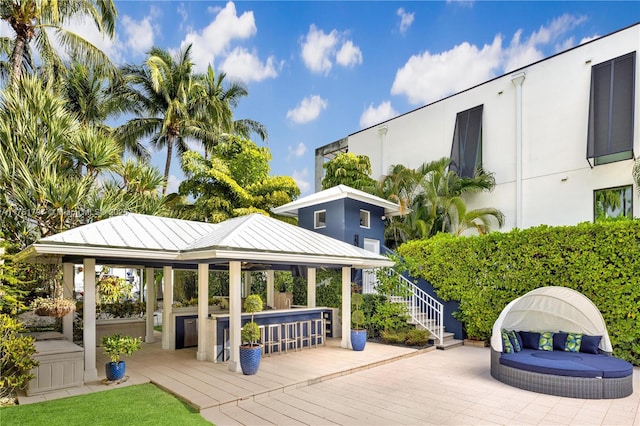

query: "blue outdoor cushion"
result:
(519, 331), (540, 349)
(553, 332), (568, 351)
(499, 348), (633, 379)
(514, 331), (523, 350)
(580, 335), (602, 354)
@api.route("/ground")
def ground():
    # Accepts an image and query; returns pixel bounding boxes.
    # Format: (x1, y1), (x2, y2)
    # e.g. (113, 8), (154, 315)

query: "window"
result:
(594, 185), (632, 221)
(314, 210), (326, 228)
(587, 52), (635, 166)
(359, 210), (370, 228)
(450, 105), (483, 178)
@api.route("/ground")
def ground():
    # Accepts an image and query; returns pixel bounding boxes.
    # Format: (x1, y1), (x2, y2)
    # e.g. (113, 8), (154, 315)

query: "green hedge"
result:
(397, 220), (640, 365)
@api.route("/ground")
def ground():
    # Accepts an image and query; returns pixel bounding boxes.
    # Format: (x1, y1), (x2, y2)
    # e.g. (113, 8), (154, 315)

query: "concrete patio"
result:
(18, 337), (639, 425)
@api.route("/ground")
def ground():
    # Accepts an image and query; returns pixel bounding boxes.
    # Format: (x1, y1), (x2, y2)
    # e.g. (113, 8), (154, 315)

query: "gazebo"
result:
(16, 212), (394, 381)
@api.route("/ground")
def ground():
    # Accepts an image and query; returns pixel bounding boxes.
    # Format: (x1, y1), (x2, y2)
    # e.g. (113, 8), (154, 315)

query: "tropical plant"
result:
(0, 314), (38, 399)
(0, 0), (117, 82)
(322, 152), (377, 191)
(241, 294), (263, 347)
(117, 45), (216, 194)
(174, 137), (299, 222)
(101, 334), (142, 363)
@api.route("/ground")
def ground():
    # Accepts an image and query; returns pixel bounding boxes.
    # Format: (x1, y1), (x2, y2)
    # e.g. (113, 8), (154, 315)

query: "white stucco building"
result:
(315, 23), (639, 231)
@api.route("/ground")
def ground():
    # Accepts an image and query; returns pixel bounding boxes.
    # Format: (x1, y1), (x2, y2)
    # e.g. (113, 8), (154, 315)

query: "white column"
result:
(162, 266), (174, 350)
(307, 267), (316, 307)
(512, 72), (526, 229)
(197, 263), (209, 361)
(266, 270), (275, 308)
(228, 261), (242, 372)
(83, 258), (98, 381)
(62, 262), (74, 341)
(145, 268), (155, 343)
(341, 267), (351, 349)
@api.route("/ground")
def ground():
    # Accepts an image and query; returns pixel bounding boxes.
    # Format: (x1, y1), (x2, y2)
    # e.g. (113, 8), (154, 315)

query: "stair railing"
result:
(388, 269), (443, 346)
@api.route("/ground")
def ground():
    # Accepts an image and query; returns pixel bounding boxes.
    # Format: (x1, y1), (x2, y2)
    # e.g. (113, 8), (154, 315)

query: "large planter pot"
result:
(105, 361), (126, 381)
(239, 345), (262, 375)
(351, 329), (367, 351)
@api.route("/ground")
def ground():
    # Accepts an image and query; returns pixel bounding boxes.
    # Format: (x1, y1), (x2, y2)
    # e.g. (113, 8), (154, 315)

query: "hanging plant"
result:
(31, 297), (76, 318)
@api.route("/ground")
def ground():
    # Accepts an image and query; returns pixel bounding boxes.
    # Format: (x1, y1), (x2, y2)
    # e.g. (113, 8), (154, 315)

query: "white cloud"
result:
(397, 8), (414, 34)
(292, 168), (312, 194)
(555, 37), (575, 53)
(166, 174), (181, 194)
(336, 40), (363, 68)
(391, 14), (588, 105)
(391, 35), (503, 105)
(220, 47), (279, 83)
(503, 14), (587, 72)
(580, 34), (600, 44)
(48, 16), (124, 65)
(288, 142), (307, 159)
(359, 101), (399, 129)
(301, 24), (339, 75)
(300, 24), (362, 75)
(286, 95), (328, 124)
(122, 15), (154, 56)
(180, 1), (257, 72)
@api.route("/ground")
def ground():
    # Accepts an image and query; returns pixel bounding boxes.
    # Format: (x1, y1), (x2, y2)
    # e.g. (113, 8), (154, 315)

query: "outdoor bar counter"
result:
(202, 307), (334, 362)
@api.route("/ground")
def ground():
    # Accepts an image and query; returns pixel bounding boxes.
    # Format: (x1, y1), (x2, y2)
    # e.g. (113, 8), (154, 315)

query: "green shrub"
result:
(380, 329), (405, 344)
(398, 220), (640, 364)
(1, 314), (38, 398)
(405, 329), (431, 346)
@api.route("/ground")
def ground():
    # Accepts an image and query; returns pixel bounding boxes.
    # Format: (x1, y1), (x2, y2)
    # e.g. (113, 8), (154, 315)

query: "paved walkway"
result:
(19, 338), (640, 425)
(203, 346), (640, 426)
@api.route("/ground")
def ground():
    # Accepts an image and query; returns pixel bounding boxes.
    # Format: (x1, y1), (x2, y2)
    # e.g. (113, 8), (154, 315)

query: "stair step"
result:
(436, 338), (464, 350)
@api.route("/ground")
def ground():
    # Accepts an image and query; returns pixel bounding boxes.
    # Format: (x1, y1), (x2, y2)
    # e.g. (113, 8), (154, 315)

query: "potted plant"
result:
(350, 293), (367, 351)
(239, 294), (263, 375)
(101, 333), (142, 382)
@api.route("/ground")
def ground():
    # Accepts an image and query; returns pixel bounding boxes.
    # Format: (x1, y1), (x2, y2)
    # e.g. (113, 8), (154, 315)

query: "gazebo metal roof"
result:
(17, 213), (394, 269)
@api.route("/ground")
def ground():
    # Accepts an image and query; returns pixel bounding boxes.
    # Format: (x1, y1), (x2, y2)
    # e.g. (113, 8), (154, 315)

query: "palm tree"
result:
(0, 0), (117, 82)
(117, 45), (215, 194)
(61, 61), (146, 158)
(195, 66), (267, 156)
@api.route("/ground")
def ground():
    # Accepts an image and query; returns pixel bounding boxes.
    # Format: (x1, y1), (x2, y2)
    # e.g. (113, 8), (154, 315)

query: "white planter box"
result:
(27, 340), (84, 396)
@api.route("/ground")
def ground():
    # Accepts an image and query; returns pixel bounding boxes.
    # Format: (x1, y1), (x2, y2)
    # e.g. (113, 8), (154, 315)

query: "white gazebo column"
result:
(197, 263), (209, 361)
(307, 267), (316, 307)
(266, 270), (275, 308)
(145, 268), (155, 343)
(62, 262), (74, 341)
(162, 266), (174, 350)
(228, 261), (242, 372)
(83, 258), (98, 381)
(341, 266), (352, 349)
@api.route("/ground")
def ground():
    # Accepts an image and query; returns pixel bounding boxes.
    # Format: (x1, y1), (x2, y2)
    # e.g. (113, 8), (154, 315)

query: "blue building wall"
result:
(298, 199), (384, 249)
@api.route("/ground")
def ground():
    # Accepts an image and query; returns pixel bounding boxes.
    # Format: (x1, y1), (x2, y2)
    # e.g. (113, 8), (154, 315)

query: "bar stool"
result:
(265, 323), (281, 355)
(311, 318), (325, 347)
(223, 328), (230, 361)
(281, 322), (298, 352)
(298, 320), (313, 349)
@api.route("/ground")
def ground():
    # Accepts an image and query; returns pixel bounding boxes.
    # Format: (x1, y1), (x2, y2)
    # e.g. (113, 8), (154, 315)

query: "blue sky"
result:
(7, 1), (640, 196)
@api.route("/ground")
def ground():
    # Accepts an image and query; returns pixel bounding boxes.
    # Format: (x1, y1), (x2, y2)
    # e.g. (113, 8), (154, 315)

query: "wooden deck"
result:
(19, 337), (433, 410)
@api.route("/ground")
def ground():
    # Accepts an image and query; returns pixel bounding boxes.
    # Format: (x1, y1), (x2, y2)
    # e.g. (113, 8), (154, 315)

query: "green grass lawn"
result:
(0, 384), (211, 425)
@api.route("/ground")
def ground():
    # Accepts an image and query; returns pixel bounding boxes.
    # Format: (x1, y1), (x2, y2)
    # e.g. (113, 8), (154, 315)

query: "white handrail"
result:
(389, 269), (443, 346)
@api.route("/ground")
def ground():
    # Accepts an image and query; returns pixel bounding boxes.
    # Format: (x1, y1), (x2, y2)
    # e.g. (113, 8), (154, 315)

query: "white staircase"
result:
(366, 268), (463, 350)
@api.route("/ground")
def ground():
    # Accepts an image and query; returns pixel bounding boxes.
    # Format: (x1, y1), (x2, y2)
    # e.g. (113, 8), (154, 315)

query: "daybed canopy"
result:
(490, 286), (612, 353)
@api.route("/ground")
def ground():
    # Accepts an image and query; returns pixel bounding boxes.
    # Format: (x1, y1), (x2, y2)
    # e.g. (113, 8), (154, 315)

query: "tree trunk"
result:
(10, 35), (27, 82)
(162, 137), (173, 195)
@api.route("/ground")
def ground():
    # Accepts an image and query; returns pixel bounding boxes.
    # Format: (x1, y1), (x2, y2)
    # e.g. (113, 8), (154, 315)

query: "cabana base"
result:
(491, 349), (633, 399)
